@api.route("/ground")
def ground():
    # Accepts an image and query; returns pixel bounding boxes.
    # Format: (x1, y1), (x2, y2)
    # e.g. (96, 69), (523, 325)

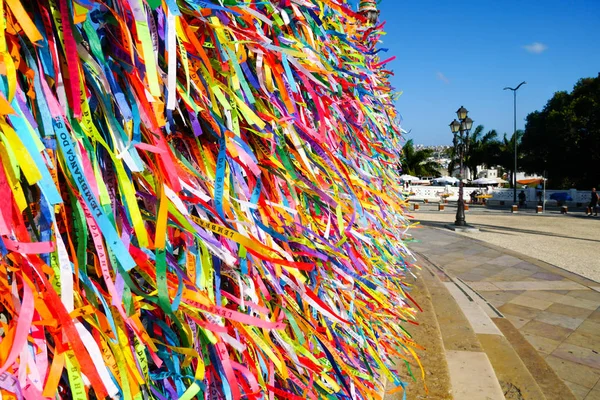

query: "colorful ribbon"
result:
(0, 0), (421, 399)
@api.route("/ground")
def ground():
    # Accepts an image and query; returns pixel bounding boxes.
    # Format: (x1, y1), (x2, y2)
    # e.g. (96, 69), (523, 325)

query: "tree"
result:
(520, 74), (600, 188)
(446, 125), (498, 179)
(466, 126), (498, 179)
(489, 130), (523, 188)
(400, 140), (441, 177)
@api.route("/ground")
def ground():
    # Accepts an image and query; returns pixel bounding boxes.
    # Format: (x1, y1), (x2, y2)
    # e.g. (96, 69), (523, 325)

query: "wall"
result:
(407, 185), (592, 205)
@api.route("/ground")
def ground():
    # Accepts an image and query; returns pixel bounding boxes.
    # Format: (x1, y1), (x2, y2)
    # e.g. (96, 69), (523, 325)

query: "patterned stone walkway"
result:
(409, 226), (600, 400)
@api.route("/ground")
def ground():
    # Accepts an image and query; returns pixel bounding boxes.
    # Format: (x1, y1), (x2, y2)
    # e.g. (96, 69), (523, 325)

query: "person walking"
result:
(588, 188), (599, 216)
(518, 190), (527, 208)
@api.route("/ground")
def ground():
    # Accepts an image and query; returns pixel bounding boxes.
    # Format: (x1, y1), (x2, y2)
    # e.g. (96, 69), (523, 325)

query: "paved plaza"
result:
(410, 204), (600, 282)
(408, 222), (600, 399)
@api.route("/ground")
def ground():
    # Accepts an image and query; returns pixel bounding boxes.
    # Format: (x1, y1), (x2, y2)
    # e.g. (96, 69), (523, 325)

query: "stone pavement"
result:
(408, 226), (600, 400)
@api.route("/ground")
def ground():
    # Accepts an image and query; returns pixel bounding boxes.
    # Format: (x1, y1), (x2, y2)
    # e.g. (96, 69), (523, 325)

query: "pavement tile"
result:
(522, 290), (568, 302)
(585, 389), (600, 400)
(578, 321), (600, 336)
(521, 320), (574, 341)
(568, 290), (600, 303)
(433, 252), (467, 262)
(488, 255), (522, 267)
(512, 261), (544, 272)
(524, 276), (545, 282)
(463, 256), (496, 265)
(546, 303), (596, 318)
(445, 260), (487, 270)
(498, 303), (542, 319)
(588, 310), (600, 323)
(424, 252), (450, 261)
(436, 247), (466, 261)
(545, 355), (600, 389)
(531, 271), (567, 281)
(483, 276), (505, 282)
(463, 247), (490, 256)
(475, 262), (505, 271)
(490, 268), (538, 281)
(457, 273), (489, 282)
(523, 333), (562, 355)
(494, 281), (588, 291)
(504, 314), (530, 329)
(487, 298), (506, 308)
(479, 249), (504, 258)
(510, 294), (553, 310)
(565, 330), (600, 351)
(492, 273), (540, 282)
(466, 282), (500, 292)
(482, 290), (524, 306)
(451, 267), (483, 276)
(590, 381), (600, 400)
(468, 267), (501, 277)
(565, 380), (592, 399)
(552, 343), (600, 370)
(555, 295), (600, 311)
(488, 266), (521, 274)
(535, 311), (586, 330)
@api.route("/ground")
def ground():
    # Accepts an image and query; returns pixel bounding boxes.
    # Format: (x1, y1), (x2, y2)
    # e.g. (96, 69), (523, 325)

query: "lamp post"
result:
(503, 81), (526, 204)
(358, 0), (380, 24)
(449, 106), (474, 226)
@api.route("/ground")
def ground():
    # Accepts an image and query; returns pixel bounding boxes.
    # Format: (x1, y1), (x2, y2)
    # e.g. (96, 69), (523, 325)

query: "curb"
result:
(414, 252), (577, 400)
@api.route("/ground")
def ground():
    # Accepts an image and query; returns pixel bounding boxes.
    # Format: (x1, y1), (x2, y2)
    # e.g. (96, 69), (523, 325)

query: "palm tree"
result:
(400, 139), (441, 177)
(492, 130), (523, 187)
(466, 127), (498, 179)
(447, 125), (497, 179)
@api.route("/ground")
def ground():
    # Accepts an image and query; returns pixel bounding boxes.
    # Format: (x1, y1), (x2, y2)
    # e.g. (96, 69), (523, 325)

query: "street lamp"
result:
(504, 81), (526, 204)
(358, 0), (380, 24)
(449, 107), (474, 227)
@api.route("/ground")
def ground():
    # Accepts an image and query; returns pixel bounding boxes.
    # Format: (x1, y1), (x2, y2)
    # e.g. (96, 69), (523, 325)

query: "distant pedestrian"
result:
(536, 184), (543, 205)
(518, 190), (526, 208)
(588, 188), (598, 216)
(470, 190), (479, 204)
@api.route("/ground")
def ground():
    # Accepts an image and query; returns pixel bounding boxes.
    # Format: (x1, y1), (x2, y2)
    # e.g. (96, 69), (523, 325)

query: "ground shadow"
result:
(416, 219), (515, 236)
(416, 219), (600, 244)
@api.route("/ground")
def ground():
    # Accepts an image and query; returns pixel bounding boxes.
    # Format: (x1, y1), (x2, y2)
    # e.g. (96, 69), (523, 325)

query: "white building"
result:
(476, 167), (498, 179)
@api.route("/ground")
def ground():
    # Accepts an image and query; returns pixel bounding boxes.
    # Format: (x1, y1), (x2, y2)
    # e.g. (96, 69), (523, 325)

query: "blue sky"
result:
(358, 0), (600, 145)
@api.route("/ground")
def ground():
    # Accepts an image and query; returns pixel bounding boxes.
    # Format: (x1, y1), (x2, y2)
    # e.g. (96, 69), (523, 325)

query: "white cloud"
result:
(436, 72), (450, 84)
(523, 42), (548, 54)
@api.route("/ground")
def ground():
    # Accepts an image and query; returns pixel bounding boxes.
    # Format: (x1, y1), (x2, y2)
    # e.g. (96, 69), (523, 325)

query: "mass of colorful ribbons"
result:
(0, 0), (420, 398)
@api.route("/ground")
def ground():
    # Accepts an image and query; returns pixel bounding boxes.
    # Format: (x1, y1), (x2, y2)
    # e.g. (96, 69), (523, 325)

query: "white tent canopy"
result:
(471, 177), (502, 185)
(432, 176), (459, 185)
(400, 174), (419, 182)
(412, 179), (431, 185)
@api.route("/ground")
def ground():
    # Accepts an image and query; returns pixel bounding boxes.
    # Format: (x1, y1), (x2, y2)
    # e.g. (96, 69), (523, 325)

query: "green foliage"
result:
(466, 126), (499, 179)
(447, 125), (502, 180)
(441, 147), (453, 158)
(521, 74), (600, 188)
(400, 139), (441, 177)
(487, 130), (524, 186)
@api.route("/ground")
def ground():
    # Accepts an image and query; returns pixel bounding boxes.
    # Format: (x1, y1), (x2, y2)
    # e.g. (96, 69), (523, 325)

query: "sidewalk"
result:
(408, 226), (600, 399)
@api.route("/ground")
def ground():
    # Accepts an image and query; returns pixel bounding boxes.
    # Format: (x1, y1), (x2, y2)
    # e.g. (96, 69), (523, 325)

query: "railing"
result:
(407, 186), (592, 205)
